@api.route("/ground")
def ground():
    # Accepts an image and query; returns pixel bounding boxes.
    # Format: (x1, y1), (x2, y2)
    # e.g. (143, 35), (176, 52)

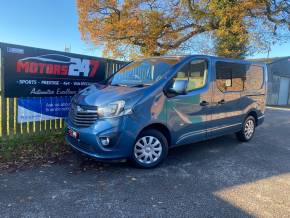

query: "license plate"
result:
(68, 128), (79, 139)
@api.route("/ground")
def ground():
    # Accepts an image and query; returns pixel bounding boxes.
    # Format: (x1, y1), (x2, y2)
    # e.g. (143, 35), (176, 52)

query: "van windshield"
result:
(110, 58), (181, 87)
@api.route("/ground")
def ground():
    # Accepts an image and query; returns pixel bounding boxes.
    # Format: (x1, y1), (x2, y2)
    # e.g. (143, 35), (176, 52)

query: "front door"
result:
(166, 58), (212, 146)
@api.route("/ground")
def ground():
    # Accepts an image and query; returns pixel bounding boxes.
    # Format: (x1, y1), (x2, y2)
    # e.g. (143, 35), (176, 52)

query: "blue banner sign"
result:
(17, 97), (72, 123)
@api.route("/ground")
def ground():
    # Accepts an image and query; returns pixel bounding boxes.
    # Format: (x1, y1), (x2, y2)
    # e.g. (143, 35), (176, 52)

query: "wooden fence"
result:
(0, 61), (125, 137)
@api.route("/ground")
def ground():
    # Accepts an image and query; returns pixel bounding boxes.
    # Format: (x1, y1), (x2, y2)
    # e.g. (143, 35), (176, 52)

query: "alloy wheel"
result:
(244, 119), (255, 139)
(134, 136), (162, 164)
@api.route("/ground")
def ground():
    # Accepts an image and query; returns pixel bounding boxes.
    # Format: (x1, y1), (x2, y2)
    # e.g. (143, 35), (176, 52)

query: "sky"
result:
(0, 0), (289, 60)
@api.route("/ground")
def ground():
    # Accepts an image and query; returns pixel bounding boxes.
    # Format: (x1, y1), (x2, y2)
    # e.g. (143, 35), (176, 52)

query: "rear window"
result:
(216, 61), (264, 92)
(245, 65), (264, 90)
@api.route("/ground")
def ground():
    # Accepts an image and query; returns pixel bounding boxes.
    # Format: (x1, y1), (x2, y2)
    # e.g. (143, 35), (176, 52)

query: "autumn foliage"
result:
(77, 0), (289, 59)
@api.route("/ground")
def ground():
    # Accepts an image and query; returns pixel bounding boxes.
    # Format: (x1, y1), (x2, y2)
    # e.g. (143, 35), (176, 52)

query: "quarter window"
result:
(245, 65), (264, 90)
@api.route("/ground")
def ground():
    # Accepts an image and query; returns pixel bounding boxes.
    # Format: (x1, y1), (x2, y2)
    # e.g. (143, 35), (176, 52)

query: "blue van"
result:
(65, 55), (267, 168)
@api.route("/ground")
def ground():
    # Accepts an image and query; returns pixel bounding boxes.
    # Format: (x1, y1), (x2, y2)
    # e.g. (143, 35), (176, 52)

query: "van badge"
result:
(77, 106), (84, 112)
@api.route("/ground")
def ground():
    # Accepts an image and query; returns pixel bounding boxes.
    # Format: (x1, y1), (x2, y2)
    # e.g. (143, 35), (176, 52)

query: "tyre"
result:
(236, 115), (256, 142)
(131, 129), (168, 168)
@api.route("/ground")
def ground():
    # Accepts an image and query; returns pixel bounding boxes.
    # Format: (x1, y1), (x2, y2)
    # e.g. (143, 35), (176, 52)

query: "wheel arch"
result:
(246, 110), (258, 126)
(137, 123), (172, 147)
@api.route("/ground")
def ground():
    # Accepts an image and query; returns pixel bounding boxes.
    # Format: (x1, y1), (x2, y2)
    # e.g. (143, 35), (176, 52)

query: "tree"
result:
(213, 0), (289, 58)
(213, 0), (250, 58)
(77, 0), (290, 59)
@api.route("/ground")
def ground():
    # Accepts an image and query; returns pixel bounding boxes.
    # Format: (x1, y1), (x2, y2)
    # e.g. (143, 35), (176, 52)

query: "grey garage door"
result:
(278, 77), (290, 105)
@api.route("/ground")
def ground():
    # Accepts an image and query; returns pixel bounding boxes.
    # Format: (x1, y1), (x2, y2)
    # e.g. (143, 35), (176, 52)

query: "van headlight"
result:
(97, 100), (132, 118)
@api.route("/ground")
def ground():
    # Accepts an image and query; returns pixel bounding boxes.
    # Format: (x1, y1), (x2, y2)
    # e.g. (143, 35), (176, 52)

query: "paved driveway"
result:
(1, 108), (290, 218)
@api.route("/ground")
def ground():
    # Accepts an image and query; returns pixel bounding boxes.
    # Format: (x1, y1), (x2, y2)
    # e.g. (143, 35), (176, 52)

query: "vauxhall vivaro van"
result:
(65, 55), (267, 168)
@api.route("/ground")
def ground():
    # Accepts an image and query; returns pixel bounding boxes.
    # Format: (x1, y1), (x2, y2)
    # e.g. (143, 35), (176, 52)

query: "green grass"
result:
(0, 130), (71, 165)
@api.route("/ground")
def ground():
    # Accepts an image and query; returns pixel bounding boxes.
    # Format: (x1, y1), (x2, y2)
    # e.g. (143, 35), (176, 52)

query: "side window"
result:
(174, 63), (189, 81)
(173, 59), (207, 92)
(187, 60), (207, 92)
(216, 61), (246, 92)
(245, 65), (264, 90)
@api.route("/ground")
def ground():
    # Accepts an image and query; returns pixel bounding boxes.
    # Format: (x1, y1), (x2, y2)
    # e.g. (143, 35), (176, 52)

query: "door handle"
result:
(218, 99), (226, 104)
(200, 101), (209, 106)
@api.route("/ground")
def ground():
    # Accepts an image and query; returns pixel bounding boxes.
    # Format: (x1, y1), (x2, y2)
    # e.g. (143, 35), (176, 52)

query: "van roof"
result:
(138, 55), (266, 66)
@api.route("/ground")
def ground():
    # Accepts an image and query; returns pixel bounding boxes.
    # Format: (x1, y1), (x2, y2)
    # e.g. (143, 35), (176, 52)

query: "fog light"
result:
(100, 137), (110, 146)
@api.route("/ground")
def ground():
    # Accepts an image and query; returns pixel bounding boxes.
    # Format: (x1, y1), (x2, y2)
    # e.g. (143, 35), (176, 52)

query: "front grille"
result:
(69, 103), (98, 127)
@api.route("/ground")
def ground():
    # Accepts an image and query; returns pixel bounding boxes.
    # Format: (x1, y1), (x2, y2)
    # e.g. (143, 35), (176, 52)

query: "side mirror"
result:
(167, 80), (188, 96)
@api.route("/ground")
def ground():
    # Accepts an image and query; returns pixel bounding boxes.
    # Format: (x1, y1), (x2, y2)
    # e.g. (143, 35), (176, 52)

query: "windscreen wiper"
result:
(131, 83), (151, 87)
(110, 83), (128, 87)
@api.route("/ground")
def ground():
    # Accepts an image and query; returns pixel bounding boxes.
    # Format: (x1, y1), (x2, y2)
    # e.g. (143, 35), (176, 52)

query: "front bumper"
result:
(65, 115), (139, 160)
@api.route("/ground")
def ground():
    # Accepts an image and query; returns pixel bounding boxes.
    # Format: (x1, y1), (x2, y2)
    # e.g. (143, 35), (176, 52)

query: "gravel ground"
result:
(0, 108), (290, 218)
